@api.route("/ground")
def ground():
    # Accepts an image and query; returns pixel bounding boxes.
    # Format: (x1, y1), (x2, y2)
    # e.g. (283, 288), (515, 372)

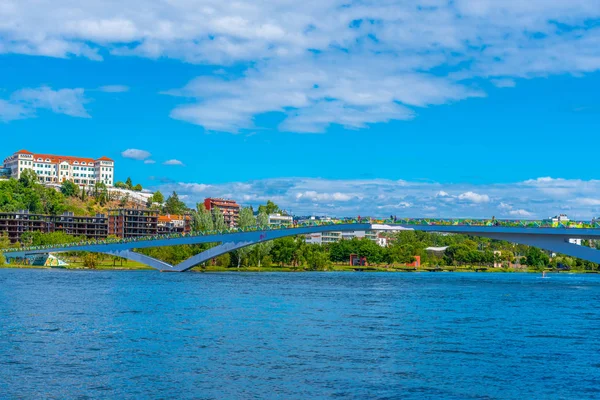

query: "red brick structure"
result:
(203, 198), (240, 227)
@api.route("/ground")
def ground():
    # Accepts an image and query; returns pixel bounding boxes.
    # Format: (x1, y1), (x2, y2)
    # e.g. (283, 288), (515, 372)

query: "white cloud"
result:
(0, 86), (90, 120)
(574, 198), (600, 206)
(151, 176), (600, 219)
(163, 159), (184, 166)
(121, 148), (151, 160)
(0, 99), (29, 122)
(458, 191), (490, 203)
(2, 1), (600, 133)
(490, 79), (516, 88)
(296, 191), (353, 202)
(143, 159), (156, 164)
(99, 85), (129, 93)
(509, 209), (532, 217)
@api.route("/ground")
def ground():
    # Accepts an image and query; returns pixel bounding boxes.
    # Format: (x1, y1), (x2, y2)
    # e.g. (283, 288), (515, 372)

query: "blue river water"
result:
(0, 270), (599, 399)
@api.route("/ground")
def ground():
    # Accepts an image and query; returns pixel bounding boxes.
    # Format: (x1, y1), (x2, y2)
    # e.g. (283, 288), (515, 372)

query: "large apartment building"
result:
(108, 208), (159, 238)
(0, 210), (108, 243)
(3, 149), (115, 187)
(204, 198), (240, 227)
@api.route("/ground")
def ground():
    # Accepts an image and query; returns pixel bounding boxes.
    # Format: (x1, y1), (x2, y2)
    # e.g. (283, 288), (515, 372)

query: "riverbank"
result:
(2, 262), (598, 273)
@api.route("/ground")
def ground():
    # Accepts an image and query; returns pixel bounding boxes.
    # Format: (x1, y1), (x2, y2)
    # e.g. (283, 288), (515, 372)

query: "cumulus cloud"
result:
(2, 1), (600, 132)
(509, 209), (533, 217)
(121, 148), (151, 160)
(151, 176), (600, 219)
(458, 191), (490, 203)
(163, 159), (184, 166)
(0, 86), (90, 120)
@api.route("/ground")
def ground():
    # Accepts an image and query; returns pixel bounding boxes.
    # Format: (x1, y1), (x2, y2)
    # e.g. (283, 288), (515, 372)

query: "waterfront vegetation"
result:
(2, 228), (599, 273)
(1, 175), (600, 273)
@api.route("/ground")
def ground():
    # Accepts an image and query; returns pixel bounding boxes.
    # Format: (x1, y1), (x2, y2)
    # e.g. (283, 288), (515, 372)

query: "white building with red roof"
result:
(3, 149), (115, 187)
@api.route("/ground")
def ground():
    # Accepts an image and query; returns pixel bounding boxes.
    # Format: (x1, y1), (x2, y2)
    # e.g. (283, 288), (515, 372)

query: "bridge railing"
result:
(0, 219), (367, 254)
(2, 217), (600, 254)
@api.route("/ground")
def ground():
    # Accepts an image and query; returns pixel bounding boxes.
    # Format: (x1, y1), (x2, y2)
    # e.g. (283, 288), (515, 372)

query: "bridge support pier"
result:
(103, 250), (177, 272)
(174, 241), (257, 272)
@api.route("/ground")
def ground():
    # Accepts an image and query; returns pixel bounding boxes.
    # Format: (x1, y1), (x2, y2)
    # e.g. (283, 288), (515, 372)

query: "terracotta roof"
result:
(158, 214), (191, 222)
(96, 156), (113, 161)
(33, 153), (97, 165)
(16, 149), (33, 155)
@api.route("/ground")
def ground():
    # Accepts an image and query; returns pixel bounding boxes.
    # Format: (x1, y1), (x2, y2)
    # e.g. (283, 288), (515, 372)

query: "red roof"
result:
(32, 153), (96, 165)
(16, 149), (33, 155)
(96, 156), (113, 161)
(158, 214), (191, 223)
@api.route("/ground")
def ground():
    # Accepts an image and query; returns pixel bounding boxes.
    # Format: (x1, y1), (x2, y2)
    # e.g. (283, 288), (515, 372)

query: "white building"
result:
(305, 230), (378, 245)
(545, 214), (582, 246)
(268, 213), (293, 227)
(3, 149), (115, 187)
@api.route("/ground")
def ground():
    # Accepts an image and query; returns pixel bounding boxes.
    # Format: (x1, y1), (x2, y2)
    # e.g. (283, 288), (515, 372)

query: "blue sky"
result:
(2, 0), (600, 218)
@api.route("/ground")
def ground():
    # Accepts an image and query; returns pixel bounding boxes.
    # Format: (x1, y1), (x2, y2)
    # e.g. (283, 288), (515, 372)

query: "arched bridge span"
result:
(4, 223), (600, 271)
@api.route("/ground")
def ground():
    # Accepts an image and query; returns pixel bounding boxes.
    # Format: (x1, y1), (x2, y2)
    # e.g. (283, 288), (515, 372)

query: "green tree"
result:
(60, 180), (79, 197)
(258, 200), (280, 215)
(19, 169), (39, 188)
(193, 203), (214, 231)
(83, 253), (98, 269)
(303, 244), (330, 270)
(215, 253), (231, 267)
(212, 207), (227, 231)
(114, 181), (127, 189)
(526, 247), (549, 270)
(257, 211), (269, 229)
(271, 237), (296, 266)
(125, 177), (133, 190)
(93, 182), (109, 205)
(0, 252), (5, 266)
(238, 206), (256, 228)
(233, 207), (256, 268)
(151, 190), (164, 204)
(0, 232), (11, 249)
(133, 183), (143, 192)
(164, 191), (187, 214)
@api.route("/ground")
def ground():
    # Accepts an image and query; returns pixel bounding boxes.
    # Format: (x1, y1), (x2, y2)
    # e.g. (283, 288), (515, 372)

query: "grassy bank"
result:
(3, 261), (597, 273)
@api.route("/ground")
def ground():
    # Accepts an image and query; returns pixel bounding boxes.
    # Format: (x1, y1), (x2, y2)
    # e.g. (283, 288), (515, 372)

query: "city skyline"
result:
(2, 1), (600, 217)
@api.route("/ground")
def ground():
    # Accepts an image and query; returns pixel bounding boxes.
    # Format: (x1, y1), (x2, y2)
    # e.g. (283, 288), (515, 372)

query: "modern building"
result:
(268, 213), (293, 227)
(0, 211), (52, 242)
(3, 149), (115, 187)
(108, 208), (159, 238)
(545, 214), (582, 245)
(0, 210), (108, 243)
(204, 198), (240, 227)
(305, 230), (378, 245)
(53, 212), (108, 240)
(158, 214), (192, 235)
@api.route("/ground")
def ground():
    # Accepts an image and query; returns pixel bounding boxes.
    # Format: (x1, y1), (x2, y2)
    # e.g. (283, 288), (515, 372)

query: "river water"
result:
(0, 270), (599, 399)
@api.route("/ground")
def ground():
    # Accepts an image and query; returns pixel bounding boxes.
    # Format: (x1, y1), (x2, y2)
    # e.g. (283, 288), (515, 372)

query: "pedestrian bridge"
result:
(3, 218), (600, 271)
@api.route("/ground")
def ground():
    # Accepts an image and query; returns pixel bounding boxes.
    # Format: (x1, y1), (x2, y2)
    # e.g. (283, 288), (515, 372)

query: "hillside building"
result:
(204, 198), (240, 227)
(0, 210), (108, 243)
(3, 149), (115, 187)
(108, 208), (158, 238)
(158, 214), (192, 235)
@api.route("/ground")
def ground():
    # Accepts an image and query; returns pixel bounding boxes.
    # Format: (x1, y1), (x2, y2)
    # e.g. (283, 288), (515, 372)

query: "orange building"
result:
(158, 214), (192, 234)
